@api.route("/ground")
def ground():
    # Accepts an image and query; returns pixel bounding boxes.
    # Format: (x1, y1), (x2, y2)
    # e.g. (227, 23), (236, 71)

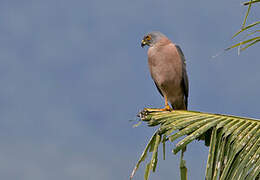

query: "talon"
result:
(144, 106), (172, 112)
(144, 108), (164, 112)
(164, 105), (172, 111)
(144, 95), (173, 112)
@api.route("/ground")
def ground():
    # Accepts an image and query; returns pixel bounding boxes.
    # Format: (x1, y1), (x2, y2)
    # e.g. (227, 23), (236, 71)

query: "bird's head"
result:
(141, 31), (166, 48)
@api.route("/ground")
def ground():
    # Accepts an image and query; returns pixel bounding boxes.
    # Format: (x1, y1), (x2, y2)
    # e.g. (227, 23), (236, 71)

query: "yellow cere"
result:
(146, 35), (151, 41)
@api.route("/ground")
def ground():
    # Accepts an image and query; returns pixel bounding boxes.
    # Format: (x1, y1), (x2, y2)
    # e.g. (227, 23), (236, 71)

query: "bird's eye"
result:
(146, 35), (151, 41)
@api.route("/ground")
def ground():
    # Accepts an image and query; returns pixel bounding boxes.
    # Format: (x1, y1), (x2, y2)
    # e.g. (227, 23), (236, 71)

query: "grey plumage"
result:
(141, 31), (189, 110)
(176, 45), (189, 109)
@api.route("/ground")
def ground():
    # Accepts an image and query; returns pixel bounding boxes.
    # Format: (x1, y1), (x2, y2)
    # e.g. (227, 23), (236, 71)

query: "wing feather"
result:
(176, 45), (189, 109)
(153, 81), (164, 97)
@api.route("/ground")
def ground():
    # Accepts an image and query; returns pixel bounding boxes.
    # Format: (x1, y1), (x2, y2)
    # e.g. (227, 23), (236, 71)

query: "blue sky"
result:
(0, 0), (259, 180)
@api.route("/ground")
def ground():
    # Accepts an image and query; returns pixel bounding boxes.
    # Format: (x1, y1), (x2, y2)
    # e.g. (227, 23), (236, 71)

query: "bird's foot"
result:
(144, 105), (172, 112)
(163, 105), (172, 111)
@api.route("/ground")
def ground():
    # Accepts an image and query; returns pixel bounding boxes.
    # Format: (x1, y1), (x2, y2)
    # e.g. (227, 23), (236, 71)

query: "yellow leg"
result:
(163, 95), (171, 111)
(144, 95), (172, 112)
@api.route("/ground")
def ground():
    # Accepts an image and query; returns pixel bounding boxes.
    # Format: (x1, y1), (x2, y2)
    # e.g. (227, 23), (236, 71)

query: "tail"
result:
(171, 99), (187, 110)
(184, 97), (188, 110)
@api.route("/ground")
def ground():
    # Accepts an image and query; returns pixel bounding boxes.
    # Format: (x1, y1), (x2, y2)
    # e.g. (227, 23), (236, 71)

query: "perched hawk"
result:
(141, 31), (189, 110)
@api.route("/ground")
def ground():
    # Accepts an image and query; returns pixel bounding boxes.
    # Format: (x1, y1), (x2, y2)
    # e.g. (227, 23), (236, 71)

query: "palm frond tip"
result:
(131, 109), (260, 180)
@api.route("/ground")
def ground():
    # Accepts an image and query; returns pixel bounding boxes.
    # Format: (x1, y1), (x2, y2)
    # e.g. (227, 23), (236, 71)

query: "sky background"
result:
(0, 0), (259, 180)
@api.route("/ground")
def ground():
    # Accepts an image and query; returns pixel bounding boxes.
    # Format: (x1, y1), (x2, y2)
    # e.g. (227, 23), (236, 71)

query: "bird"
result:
(141, 31), (189, 111)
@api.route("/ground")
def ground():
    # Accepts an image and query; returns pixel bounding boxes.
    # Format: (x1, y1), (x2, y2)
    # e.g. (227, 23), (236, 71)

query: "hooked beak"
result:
(141, 39), (147, 48)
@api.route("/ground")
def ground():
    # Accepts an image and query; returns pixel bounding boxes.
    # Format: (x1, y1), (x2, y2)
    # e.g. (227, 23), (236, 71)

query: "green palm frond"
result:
(130, 109), (260, 180)
(243, 0), (260, 6)
(232, 22), (260, 39)
(226, 0), (259, 52)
